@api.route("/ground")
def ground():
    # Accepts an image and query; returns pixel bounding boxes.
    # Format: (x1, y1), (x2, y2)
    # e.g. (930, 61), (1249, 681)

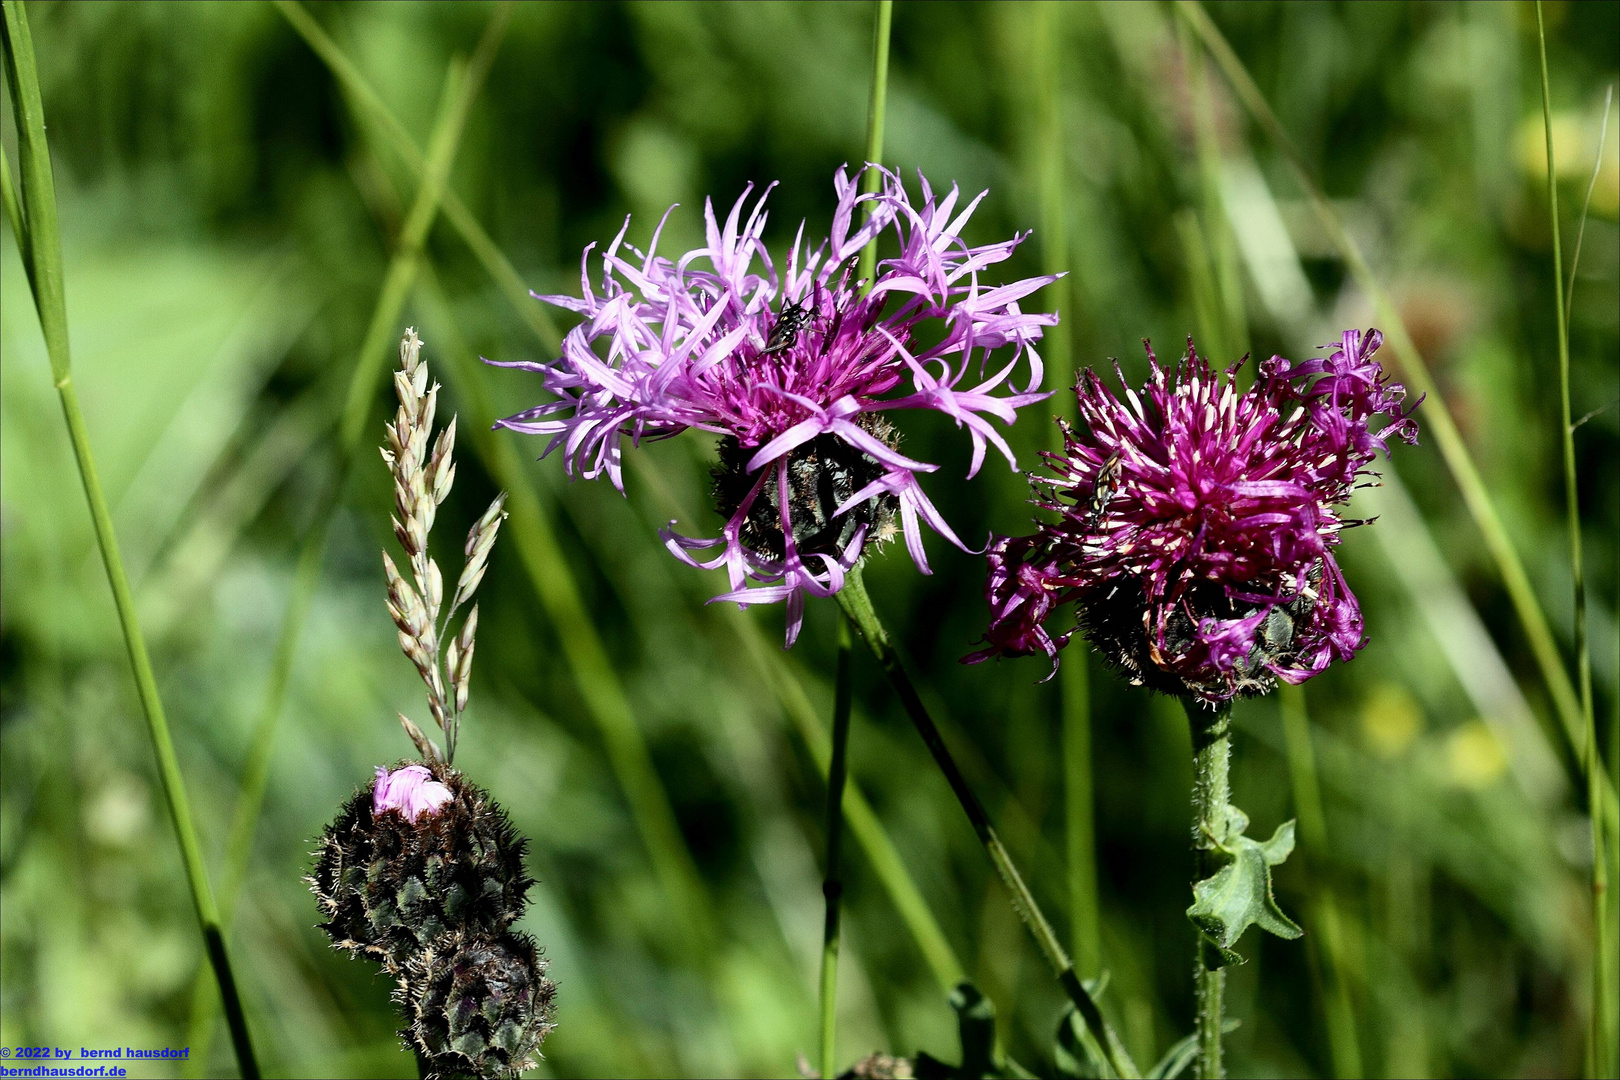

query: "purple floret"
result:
(495, 165), (1057, 644)
(966, 330), (1419, 703)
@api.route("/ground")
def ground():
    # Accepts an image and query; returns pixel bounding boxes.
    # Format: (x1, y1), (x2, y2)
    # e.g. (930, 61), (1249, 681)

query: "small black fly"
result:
(760, 295), (814, 357)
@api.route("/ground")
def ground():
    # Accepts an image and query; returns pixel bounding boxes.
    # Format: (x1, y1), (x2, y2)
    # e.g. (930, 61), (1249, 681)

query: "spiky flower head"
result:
(494, 165), (1057, 644)
(309, 762), (533, 970)
(399, 931), (557, 1080)
(966, 329), (1419, 703)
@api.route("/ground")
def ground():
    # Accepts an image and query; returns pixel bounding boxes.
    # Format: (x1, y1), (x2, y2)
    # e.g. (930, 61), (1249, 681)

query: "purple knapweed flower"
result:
(373, 764), (454, 822)
(966, 329), (1419, 703)
(493, 165), (1057, 644)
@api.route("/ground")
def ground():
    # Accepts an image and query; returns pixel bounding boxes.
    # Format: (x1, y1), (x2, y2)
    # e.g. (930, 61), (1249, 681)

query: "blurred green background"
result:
(3, 1), (1617, 1077)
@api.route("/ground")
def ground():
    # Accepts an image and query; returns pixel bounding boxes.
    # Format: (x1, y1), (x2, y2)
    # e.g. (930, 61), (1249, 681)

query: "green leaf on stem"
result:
(1186, 807), (1302, 967)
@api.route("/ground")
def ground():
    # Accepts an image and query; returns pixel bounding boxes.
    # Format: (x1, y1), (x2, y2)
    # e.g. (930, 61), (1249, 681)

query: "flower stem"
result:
(1184, 698), (1232, 1080)
(836, 568), (1139, 1078)
(1534, 9), (1611, 1075)
(819, 614), (855, 1077)
(1, 3), (259, 1074)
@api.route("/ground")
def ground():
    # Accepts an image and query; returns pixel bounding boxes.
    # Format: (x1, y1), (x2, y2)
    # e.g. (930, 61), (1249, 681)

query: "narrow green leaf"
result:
(1143, 1021), (1237, 1080)
(1053, 975), (1114, 1079)
(2, 1), (258, 1073)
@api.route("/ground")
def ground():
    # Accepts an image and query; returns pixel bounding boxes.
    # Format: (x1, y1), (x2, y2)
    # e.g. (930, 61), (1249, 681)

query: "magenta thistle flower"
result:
(966, 329), (1419, 702)
(373, 764), (454, 822)
(494, 165), (1057, 644)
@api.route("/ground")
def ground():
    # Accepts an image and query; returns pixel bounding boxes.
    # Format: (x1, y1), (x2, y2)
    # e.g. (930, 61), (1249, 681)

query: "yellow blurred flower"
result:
(1361, 683), (1424, 758)
(1444, 720), (1508, 790)
(1515, 105), (1619, 219)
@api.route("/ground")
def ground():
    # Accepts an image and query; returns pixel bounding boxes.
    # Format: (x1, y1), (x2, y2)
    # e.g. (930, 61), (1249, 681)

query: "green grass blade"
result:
(855, 0), (893, 289)
(0, 143), (32, 295)
(1032, 0), (1074, 421)
(1, 2), (259, 1075)
(274, 0), (563, 354)
(1564, 86), (1612, 321)
(736, 618), (969, 995)
(1178, 0), (1612, 827)
(1174, 4), (1248, 367)
(1534, 9), (1608, 1075)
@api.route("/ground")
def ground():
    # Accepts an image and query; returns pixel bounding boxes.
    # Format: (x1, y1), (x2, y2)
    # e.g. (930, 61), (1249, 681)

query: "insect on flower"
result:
(966, 330), (1420, 701)
(1084, 449), (1123, 529)
(760, 292), (819, 357)
(493, 164), (1061, 645)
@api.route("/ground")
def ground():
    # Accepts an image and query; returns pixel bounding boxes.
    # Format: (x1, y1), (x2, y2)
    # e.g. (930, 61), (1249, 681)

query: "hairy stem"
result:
(1185, 698), (1233, 1080)
(836, 569), (1139, 1078)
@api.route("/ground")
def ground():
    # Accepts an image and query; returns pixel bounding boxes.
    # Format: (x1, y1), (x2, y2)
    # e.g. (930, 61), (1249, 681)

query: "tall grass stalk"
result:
(270, 0), (561, 354)
(1535, 8), (1610, 1074)
(1564, 86), (1612, 322)
(1179, 0), (1618, 840)
(180, 24), (497, 1067)
(0, 3), (259, 1075)
(273, 0), (719, 961)
(855, 0), (892, 289)
(1028, 0), (1103, 979)
(836, 569), (1140, 1078)
(1278, 684), (1362, 1079)
(730, 607), (970, 993)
